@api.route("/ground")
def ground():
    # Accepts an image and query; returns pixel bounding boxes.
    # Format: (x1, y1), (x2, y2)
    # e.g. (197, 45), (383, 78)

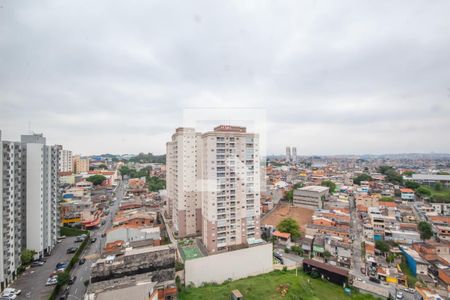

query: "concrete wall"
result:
(185, 243), (273, 286)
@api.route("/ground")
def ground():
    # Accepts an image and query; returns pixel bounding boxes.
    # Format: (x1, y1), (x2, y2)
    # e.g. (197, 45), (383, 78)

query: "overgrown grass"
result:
(60, 226), (89, 237)
(179, 270), (379, 300)
(399, 257), (417, 287)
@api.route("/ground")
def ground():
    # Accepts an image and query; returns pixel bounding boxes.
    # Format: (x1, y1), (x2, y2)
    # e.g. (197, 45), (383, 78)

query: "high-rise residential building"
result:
(292, 147), (297, 162)
(73, 155), (89, 173)
(285, 146), (291, 162)
(166, 125), (262, 253)
(200, 125), (261, 253)
(166, 128), (202, 237)
(0, 131), (60, 289)
(59, 148), (73, 173)
(0, 131), (25, 288)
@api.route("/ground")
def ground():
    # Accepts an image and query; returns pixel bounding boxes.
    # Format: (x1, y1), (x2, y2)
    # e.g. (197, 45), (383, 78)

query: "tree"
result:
(375, 240), (390, 253)
(285, 183), (303, 203)
(418, 221), (433, 240)
(402, 171), (415, 177)
(148, 176), (166, 192)
(290, 245), (304, 256)
(86, 175), (107, 186)
(57, 272), (70, 286)
(323, 250), (332, 258)
(277, 218), (300, 239)
(21, 249), (36, 265)
(437, 171), (450, 175)
(416, 186), (432, 197)
(434, 182), (443, 191)
(386, 253), (396, 264)
(378, 165), (403, 185)
(405, 181), (420, 190)
(321, 180), (336, 193)
(353, 174), (372, 185)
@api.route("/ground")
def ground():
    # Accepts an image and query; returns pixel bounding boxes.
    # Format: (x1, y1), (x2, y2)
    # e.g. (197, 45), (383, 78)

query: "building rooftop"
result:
(412, 174), (450, 181)
(297, 186), (329, 193)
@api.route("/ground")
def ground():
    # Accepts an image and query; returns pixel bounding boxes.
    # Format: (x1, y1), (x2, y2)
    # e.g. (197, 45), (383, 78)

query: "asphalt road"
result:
(59, 181), (125, 300)
(11, 237), (77, 300)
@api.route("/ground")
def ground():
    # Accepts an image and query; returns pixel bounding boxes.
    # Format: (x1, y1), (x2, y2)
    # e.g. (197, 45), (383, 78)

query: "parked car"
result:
(79, 258), (86, 265)
(1, 288), (21, 299)
(55, 262), (68, 270)
(68, 276), (77, 285)
(66, 247), (78, 254)
(369, 277), (380, 284)
(396, 291), (404, 299)
(45, 278), (57, 286)
(91, 238), (97, 243)
(31, 261), (45, 267)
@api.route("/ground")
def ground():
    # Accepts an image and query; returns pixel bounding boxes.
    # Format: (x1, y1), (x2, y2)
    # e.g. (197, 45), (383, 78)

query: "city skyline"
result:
(1, 1), (450, 155)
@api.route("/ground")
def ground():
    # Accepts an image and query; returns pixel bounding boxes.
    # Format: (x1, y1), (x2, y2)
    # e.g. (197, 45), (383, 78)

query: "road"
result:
(11, 237), (77, 300)
(60, 180), (125, 300)
(349, 196), (366, 280)
(349, 196), (398, 298)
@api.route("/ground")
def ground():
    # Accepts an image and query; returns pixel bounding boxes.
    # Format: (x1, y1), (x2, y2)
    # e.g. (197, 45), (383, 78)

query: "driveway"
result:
(11, 237), (77, 300)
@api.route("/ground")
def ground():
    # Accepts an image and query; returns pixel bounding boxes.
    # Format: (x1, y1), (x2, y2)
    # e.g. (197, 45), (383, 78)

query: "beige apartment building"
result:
(72, 155), (89, 173)
(166, 125), (261, 253)
(166, 128), (202, 237)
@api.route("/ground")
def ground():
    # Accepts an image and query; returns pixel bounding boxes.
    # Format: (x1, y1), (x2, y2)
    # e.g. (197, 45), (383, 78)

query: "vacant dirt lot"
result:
(262, 204), (314, 232)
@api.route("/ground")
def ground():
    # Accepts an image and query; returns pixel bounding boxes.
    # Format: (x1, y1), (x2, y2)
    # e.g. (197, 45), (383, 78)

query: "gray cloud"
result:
(1, 0), (449, 155)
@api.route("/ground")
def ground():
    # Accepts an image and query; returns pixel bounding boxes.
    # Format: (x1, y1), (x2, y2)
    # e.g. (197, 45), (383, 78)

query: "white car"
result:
(396, 291), (404, 299)
(1, 290), (17, 299)
(45, 278), (58, 286)
(2, 288), (21, 296)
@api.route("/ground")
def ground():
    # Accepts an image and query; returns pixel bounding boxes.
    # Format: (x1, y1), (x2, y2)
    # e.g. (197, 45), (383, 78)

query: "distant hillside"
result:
(127, 152), (166, 163)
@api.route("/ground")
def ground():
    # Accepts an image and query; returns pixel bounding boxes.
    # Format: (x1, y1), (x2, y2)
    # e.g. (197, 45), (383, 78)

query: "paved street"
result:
(59, 181), (125, 300)
(11, 237), (77, 300)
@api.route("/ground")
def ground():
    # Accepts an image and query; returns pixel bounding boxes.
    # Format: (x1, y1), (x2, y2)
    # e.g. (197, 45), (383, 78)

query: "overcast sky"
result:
(1, 1), (449, 156)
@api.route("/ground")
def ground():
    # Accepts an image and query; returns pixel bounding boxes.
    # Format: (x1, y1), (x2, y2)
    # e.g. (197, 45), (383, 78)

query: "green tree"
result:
(277, 218), (300, 239)
(378, 165), (403, 184)
(405, 181), (420, 189)
(321, 180), (336, 193)
(353, 174), (372, 185)
(375, 240), (390, 253)
(148, 176), (166, 192)
(86, 175), (107, 186)
(402, 171), (415, 177)
(434, 182), (443, 191)
(323, 250), (332, 258)
(418, 221), (433, 240)
(386, 253), (396, 264)
(416, 186), (432, 197)
(437, 171), (450, 175)
(285, 183), (303, 203)
(20, 249), (36, 265)
(57, 272), (70, 286)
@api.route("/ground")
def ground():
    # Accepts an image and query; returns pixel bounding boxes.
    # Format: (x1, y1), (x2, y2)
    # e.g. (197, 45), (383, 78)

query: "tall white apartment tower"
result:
(292, 147), (297, 162)
(285, 146), (291, 162)
(201, 126), (261, 253)
(0, 131), (60, 289)
(0, 132), (25, 288)
(166, 128), (202, 237)
(21, 134), (60, 258)
(58, 149), (73, 173)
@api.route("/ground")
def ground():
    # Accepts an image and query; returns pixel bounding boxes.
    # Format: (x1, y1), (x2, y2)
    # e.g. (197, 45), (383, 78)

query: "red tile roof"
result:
(273, 230), (291, 239)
